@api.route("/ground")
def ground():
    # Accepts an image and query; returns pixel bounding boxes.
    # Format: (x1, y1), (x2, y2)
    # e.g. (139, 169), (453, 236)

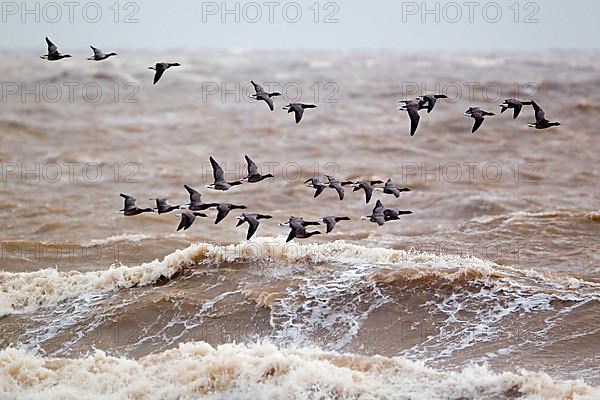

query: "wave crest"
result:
(0, 342), (597, 400)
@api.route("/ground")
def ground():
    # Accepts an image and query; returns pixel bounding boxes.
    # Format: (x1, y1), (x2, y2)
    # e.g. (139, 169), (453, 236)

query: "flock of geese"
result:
(399, 96), (561, 135)
(117, 155), (413, 242)
(40, 37), (562, 242)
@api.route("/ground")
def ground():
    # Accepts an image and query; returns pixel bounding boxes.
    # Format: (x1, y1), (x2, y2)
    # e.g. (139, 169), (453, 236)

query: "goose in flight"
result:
(528, 101), (561, 129)
(88, 45), (117, 61)
(236, 213), (272, 240)
(283, 103), (317, 124)
(464, 107), (495, 133)
(398, 100), (422, 136)
(499, 99), (532, 119)
(151, 198), (182, 214)
(416, 94), (448, 113)
(242, 155), (274, 183)
(321, 216), (351, 233)
(206, 157), (243, 191)
(41, 37), (71, 61)
(149, 62), (181, 85)
(176, 210), (208, 231)
(118, 194), (154, 216)
(184, 185), (219, 211)
(286, 220), (321, 242)
(214, 203), (247, 225)
(376, 179), (411, 198)
(250, 81), (282, 111)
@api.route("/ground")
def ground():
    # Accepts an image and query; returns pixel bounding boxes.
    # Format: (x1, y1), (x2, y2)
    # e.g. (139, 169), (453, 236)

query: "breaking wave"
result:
(0, 342), (597, 400)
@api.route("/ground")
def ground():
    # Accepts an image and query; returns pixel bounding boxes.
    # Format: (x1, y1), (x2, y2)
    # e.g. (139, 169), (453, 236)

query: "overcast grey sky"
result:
(1, 0), (598, 50)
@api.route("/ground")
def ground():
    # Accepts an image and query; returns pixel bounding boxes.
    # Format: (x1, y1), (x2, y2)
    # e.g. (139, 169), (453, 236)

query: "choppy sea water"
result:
(0, 50), (599, 399)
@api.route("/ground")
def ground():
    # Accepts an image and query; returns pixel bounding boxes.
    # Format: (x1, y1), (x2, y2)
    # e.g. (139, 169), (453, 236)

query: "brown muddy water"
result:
(0, 50), (599, 399)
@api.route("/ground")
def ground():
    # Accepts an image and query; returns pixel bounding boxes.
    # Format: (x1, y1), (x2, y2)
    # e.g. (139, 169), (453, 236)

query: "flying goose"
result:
(206, 157), (243, 191)
(283, 103), (317, 123)
(41, 37), (71, 61)
(149, 62), (181, 85)
(250, 81), (282, 111)
(236, 213), (272, 240)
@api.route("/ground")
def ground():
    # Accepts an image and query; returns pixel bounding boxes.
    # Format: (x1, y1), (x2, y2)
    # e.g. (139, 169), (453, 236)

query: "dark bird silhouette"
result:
(383, 208), (413, 222)
(464, 107), (495, 133)
(41, 37), (71, 61)
(398, 100), (422, 136)
(118, 194), (154, 216)
(326, 176), (348, 201)
(349, 180), (384, 204)
(417, 94), (448, 113)
(282, 103), (317, 123)
(528, 101), (561, 129)
(322, 216), (351, 233)
(499, 99), (532, 119)
(214, 203), (247, 225)
(236, 213), (272, 240)
(184, 185), (219, 211)
(286, 220), (321, 242)
(279, 216), (321, 227)
(88, 46), (117, 61)
(149, 62), (181, 85)
(176, 210), (208, 231)
(250, 81), (282, 111)
(207, 157), (243, 191)
(362, 200), (387, 226)
(377, 179), (411, 198)
(152, 198), (182, 214)
(242, 155), (274, 183)
(304, 177), (328, 198)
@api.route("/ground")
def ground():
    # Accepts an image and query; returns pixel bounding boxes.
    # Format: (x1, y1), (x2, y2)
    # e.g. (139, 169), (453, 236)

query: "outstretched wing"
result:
(176, 214), (187, 231)
(46, 37), (58, 55)
(426, 98), (436, 113)
(531, 101), (546, 122)
(210, 157), (225, 182)
(287, 222), (304, 242)
(263, 95), (275, 111)
(407, 107), (420, 136)
(246, 215), (260, 240)
(120, 193), (136, 210)
(214, 206), (230, 224)
(472, 116), (485, 133)
(373, 200), (385, 215)
(331, 183), (344, 201)
(153, 66), (165, 85)
(184, 185), (202, 204)
(363, 184), (374, 203)
(251, 80), (265, 94)
(513, 104), (523, 119)
(293, 106), (305, 123)
(314, 185), (325, 198)
(90, 45), (104, 58)
(323, 217), (335, 233)
(245, 155), (259, 176)
(372, 213), (386, 226)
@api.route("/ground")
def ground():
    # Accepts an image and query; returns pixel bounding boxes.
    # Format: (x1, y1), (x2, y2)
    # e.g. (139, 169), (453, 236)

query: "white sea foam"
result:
(0, 342), (596, 400)
(0, 237), (502, 317)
